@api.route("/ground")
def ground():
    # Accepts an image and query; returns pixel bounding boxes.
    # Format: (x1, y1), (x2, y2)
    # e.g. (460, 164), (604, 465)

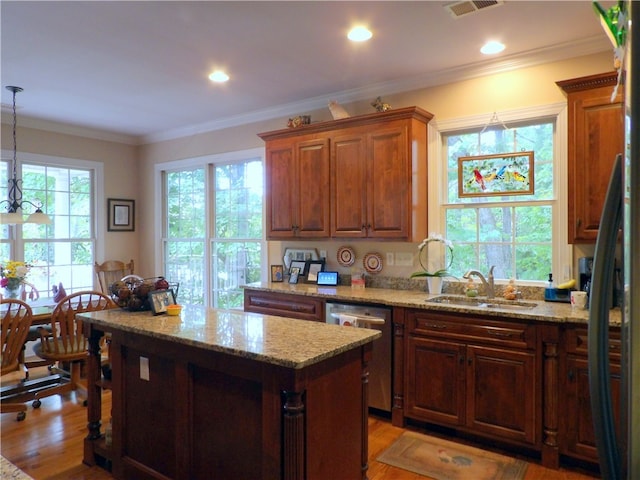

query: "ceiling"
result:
(1, 1), (613, 144)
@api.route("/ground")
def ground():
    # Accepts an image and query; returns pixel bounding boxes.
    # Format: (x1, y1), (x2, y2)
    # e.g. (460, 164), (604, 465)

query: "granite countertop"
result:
(243, 282), (622, 327)
(78, 306), (380, 369)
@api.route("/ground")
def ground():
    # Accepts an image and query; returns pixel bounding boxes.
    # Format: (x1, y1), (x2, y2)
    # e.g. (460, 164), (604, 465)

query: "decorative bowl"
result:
(166, 304), (182, 316)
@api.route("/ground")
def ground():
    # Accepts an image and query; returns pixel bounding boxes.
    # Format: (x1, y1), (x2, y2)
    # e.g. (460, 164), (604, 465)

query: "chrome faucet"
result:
(463, 266), (496, 299)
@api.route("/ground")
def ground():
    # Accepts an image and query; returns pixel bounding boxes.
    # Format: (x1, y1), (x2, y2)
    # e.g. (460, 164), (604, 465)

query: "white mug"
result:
(570, 290), (588, 309)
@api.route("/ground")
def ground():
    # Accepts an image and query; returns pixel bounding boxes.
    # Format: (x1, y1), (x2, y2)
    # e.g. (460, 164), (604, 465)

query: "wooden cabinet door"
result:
(466, 345), (538, 445)
(562, 356), (622, 461)
(265, 136), (330, 238)
(367, 125), (410, 238)
(559, 72), (624, 243)
(331, 133), (368, 237)
(296, 137), (330, 237)
(405, 335), (466, 426)
(265, 140), (297, 238)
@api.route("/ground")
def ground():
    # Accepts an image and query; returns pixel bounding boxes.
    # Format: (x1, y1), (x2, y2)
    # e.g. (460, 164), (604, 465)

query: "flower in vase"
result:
(410, 233), (455, 279)
(0, 260), (31, 291)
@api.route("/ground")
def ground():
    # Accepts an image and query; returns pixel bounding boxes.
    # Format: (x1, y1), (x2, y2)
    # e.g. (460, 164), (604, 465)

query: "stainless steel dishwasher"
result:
(325, 302), (392, 413)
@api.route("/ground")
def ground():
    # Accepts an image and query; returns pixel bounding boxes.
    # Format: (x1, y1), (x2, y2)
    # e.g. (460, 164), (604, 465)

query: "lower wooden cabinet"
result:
(560, 326), (622, 463)
(404, 310), (540, 447)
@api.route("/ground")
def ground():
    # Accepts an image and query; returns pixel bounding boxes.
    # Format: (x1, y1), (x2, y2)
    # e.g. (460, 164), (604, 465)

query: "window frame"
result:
(427, 103), (571, 286)
(1, 150), (104, 292)
(154, 147), (266, 307)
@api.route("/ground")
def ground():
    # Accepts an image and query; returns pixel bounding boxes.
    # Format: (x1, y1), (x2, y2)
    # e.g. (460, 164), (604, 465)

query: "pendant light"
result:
(1, 86), (52, 225)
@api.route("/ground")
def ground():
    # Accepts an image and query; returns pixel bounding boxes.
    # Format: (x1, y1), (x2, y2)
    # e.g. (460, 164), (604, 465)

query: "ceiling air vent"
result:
(445, 0), (503, 18)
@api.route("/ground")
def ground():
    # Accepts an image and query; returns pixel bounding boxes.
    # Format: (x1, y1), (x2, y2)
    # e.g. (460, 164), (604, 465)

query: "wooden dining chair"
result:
(1, 299), (33, 421)
(94, 259), (134, 294)
(31, 291), (116, 408)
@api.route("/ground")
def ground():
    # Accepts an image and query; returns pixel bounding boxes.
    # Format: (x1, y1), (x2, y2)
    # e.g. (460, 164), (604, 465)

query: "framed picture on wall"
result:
(107, 198), (135, 231)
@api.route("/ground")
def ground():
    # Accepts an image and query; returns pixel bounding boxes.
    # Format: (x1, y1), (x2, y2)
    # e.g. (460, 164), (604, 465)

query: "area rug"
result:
(376, 431), (528, 480)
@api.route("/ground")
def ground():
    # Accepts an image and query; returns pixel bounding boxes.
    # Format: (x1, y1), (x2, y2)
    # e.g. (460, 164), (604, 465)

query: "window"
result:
(1, 153), (100, 294)
(162, 150), (263, 309)
(437, 106), (569, 284)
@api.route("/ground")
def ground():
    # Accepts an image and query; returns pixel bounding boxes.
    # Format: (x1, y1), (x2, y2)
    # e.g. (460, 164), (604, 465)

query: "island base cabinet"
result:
(87, 327), (371, 480)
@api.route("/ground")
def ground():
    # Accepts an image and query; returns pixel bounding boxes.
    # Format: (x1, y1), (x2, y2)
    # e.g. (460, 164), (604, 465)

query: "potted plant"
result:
(410, 233), (454, 294)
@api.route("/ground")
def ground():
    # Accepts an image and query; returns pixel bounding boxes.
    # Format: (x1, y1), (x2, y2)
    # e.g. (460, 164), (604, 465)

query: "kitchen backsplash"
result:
(339, 274), (547, 301)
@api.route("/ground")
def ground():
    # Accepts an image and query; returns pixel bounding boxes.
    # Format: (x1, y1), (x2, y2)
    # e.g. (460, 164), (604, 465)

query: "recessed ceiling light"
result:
(209, 70), (230, 83)
(480, 41), (505, 55)
(348, 26), (372, 42)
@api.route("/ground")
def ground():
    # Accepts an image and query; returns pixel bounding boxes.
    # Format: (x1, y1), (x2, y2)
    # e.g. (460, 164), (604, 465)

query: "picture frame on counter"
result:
(304, 260), (325, 284)
(107, 198), (135, 232)
(288, 267), (301, 284)
(270, 265), (284, 282)
(149, 289), (176, 315)
(289, 260), (307, 276)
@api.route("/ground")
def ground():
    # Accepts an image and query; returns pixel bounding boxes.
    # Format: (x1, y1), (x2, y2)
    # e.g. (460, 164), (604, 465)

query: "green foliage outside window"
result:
(445, 121), (554, 282)
(164, 159), (263, 308)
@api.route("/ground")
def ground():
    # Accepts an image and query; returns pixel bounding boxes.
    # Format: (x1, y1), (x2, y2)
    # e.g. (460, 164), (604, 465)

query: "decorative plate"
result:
(337, 246), (356, 267)
(363, 252), (383, 274)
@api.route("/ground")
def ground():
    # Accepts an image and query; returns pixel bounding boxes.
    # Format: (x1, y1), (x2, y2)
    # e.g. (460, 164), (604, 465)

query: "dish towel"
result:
(338, 313), (358, 327)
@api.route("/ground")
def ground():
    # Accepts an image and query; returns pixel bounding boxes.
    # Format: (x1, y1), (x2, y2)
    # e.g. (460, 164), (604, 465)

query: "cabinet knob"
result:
(568, 369), (574, 381)
(576, 218), (581, 228)
(459, 355), (464, 364)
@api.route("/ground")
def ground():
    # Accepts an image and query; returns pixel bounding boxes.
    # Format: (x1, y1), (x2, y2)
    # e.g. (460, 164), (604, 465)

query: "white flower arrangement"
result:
(410, 232), (454, 278)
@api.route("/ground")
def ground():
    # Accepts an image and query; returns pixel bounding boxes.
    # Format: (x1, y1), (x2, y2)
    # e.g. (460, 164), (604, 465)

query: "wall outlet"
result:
(140, 356), (150, 381)
(386, 253), (394, 266)
(395, 252), (413, 267)
(320, 250), (327, 260)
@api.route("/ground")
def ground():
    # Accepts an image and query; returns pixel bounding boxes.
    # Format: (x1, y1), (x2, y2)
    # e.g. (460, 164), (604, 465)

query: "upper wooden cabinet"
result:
(259, 107), (433, 241)
(263, 135), (331, 238)
(557, 72), (625, 243)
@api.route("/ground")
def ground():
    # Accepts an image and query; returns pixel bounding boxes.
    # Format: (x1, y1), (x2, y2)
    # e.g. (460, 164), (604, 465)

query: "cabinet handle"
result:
(568, 369), (574, 382)
(361, 224), (367, 232)
(467, 358), (472, 366)
(459, 355), (465, 364)
(486, 329), (513, 338)
(576, 218), (582, 228)
(425, 323), (447, 330)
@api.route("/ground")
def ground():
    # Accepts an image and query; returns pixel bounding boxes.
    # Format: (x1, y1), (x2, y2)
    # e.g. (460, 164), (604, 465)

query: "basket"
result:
(110, 276), (180, 311)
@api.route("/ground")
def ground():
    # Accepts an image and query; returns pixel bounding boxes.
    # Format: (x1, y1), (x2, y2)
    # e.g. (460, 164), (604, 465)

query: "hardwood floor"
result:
(2, 367), (600, 480)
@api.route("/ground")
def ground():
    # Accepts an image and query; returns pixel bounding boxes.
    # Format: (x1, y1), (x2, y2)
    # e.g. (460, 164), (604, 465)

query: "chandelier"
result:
(1, 86), (51, 225)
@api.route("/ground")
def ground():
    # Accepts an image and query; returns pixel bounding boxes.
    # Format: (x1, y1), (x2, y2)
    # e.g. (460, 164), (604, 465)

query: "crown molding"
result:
(3, 35), (611, 146)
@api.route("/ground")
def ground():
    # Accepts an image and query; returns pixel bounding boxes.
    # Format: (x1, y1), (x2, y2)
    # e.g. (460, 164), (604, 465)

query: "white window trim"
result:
(427, 103), (571, 285)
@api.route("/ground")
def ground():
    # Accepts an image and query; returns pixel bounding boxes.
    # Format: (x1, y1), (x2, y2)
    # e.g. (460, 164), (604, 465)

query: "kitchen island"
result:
(80, 305), (380, 480)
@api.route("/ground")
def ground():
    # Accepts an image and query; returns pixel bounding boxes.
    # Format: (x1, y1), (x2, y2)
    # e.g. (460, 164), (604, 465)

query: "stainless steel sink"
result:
(427, 295), (483, 306)
(427, 295), (537, 310)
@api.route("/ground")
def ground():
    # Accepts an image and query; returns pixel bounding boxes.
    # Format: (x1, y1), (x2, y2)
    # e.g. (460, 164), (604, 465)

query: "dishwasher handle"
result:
(329, 312), (385, 325)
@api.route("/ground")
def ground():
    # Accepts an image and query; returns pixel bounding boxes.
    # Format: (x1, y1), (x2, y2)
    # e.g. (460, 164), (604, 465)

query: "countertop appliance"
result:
(589, 2), (639, 478)
(325, 302), (392, 413)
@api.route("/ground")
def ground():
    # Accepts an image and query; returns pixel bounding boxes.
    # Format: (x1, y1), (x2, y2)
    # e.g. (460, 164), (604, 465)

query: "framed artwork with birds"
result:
(457, 151), (534, 198)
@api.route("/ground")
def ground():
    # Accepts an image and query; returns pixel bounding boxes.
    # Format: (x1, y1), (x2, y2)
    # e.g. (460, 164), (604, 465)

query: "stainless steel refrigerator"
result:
(589, 1), (639, 478)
